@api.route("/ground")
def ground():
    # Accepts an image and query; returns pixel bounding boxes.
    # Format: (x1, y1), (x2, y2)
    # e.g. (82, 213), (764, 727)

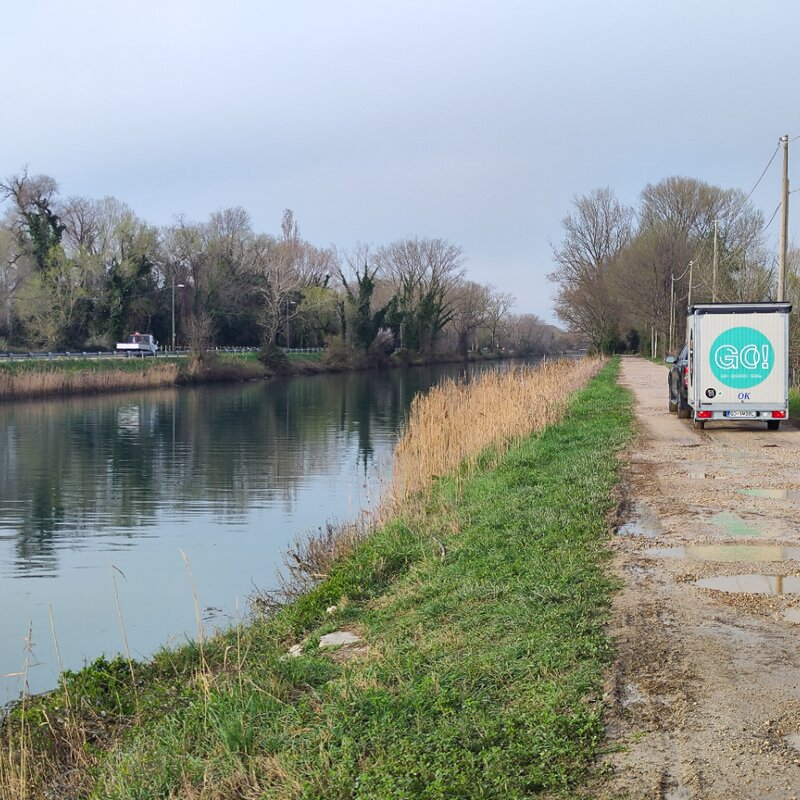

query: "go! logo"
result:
(709, 327), (774, 389)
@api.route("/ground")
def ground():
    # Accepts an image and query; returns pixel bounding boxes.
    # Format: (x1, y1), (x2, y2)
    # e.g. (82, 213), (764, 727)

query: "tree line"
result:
(548, 176), (800, 355)
(0, 170), (557, 358)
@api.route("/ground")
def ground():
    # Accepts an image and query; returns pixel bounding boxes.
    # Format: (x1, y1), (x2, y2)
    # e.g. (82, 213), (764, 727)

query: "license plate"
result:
(725, 410), (757, 418)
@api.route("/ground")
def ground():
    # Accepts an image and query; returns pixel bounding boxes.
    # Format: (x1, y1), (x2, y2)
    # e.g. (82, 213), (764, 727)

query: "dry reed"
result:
(0, 364), (180, 401)
(391, 358), (604, 503)
(260, 358), (604, 609)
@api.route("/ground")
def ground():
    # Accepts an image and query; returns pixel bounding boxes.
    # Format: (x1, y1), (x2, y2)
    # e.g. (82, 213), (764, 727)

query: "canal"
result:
(0, 361), (509, 701)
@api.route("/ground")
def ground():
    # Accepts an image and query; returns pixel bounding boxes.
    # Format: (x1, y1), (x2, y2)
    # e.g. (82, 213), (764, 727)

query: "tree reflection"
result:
(0, 361), (511, 575)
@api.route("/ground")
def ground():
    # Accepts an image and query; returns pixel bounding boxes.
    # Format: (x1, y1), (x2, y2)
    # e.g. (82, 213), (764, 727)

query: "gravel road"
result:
(595, 357), (800, 800)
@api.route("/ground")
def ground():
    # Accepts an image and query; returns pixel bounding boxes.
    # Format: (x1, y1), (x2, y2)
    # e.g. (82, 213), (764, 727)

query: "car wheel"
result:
(677, 399), (690, 419)
(668, 391), (678, 413)
(767, 420), (780, 431)
(693, 418), (705, 430)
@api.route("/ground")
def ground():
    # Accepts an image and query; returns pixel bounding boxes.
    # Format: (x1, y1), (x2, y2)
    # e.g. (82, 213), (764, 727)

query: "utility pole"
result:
(712, 220), (719, 302)
(778, 134), (789, 302)
(669, 273), (675, 353)
(687, 261), (694, 310)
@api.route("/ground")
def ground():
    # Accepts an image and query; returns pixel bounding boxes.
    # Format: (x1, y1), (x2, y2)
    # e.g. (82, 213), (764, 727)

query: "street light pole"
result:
(171, 278), (185, 351)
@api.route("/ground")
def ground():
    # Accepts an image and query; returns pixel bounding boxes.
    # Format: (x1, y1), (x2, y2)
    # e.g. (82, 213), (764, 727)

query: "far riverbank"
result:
(0, 349), (521, 403)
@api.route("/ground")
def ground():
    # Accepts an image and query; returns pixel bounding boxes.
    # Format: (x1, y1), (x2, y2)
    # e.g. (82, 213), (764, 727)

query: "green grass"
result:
(790, 386), (800, 419)
(5, 361), (634, 799)
(0, 356), (186, 376)
(286, 351), (324, 362)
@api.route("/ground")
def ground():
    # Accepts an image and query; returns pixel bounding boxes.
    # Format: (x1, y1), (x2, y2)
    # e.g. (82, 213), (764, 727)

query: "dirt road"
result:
(598, 357), (800, 800)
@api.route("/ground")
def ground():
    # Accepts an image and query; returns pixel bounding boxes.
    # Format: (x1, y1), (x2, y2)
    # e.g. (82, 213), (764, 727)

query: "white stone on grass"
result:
(319, 631), (361, 648)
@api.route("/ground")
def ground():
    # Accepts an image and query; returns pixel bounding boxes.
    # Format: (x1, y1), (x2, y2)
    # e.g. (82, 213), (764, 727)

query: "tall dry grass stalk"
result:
(0, 625), (33, 800)
(391, 358), (604, 503)
(0, 364), (180, 401)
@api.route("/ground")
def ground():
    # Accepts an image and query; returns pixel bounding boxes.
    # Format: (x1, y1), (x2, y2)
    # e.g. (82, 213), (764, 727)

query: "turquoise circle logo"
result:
(710, 327), (773, 389)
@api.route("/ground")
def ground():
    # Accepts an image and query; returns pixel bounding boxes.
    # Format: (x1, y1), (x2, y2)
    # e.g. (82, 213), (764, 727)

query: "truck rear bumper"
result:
(693, 406), (788, 421)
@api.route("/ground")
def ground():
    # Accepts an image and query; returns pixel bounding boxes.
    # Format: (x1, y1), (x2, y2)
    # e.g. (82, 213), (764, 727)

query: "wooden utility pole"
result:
(669, 273), (675, 353)
(712, 220), (719, 302)
(688, 261), (694, 309)
(778, 134), (789, 302)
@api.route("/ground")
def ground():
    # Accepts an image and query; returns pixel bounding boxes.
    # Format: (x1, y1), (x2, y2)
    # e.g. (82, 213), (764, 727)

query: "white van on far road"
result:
(115, 333), (159, 357)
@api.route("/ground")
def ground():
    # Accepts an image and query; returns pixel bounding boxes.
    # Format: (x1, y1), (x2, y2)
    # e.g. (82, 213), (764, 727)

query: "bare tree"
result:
(484, 288), (515, 350)
(503, 313), (550, 354)
(548, 187), (634, 350)
(0, 226), (32, 337)
(59, 196), (101, 255)
(447, 280), (491, 354)
(1, 169), (64, 271)
(374, 237), (465, 353)
(250, 230), (304, 348)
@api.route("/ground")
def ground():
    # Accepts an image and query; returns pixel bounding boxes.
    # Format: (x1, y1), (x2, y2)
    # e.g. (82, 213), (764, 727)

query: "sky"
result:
(1, 0), (799, 325)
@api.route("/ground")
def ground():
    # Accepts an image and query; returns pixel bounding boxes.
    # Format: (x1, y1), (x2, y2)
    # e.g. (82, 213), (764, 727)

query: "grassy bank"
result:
(1, 359), (633, 799)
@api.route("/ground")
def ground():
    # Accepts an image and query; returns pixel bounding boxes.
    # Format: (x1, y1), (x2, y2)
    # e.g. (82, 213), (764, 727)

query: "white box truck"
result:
(684, 302), (791, 430)
(116, 332), (159, 357)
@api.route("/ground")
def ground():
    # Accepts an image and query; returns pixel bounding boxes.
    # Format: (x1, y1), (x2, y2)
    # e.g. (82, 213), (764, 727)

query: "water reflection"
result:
(0, 361), (513, 698)
(0, 368), (448, 575)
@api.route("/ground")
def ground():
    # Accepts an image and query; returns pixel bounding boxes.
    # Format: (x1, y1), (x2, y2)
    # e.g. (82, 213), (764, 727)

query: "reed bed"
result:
(392, 357), (604, 502)
(0, 363), (180, 401)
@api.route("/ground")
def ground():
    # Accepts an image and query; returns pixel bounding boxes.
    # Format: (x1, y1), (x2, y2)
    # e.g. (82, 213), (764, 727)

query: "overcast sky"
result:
(1, 1), (798, 324)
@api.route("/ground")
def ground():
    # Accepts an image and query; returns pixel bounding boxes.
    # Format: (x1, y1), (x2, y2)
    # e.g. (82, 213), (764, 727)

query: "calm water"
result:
(0, 362), (508, 700)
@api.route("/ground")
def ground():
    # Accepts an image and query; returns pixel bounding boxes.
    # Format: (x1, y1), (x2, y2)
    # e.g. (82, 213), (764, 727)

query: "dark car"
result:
(665, 345), (690, 418)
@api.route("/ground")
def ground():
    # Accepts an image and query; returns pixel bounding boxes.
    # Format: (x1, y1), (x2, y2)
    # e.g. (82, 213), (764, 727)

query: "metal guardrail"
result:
(0, 346), (327, 362)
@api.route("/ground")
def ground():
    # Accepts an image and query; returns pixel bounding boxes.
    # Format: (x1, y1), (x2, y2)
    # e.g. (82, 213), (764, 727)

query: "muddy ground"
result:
(595, 357), (800, 800)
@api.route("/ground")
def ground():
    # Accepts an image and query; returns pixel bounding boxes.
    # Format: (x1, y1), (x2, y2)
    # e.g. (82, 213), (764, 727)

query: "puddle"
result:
(617, 501), (664, 538)
(783, 607), (800, 624)
(738, 488), (800, 501)
(695, 574), (800, 594)
(712, 511), (768, 537)
(646, 545), (800, 562)
(664, 787), (691, 800)
(783, 733), (800, 752)
(621, 682), (645, 709)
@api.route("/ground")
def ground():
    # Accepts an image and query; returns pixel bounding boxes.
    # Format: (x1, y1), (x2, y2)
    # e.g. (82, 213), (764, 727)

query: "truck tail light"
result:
(697, 411), (713, 419)
(771, 410), (786, 419)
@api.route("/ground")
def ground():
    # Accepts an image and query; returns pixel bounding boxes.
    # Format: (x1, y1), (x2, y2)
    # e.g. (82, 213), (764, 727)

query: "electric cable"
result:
(763, 202), (782, 232)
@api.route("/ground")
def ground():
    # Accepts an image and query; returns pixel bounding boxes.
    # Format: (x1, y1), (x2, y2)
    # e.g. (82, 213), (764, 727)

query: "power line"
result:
(763, 202), (781, 232)
(730, 142), (780, 221)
